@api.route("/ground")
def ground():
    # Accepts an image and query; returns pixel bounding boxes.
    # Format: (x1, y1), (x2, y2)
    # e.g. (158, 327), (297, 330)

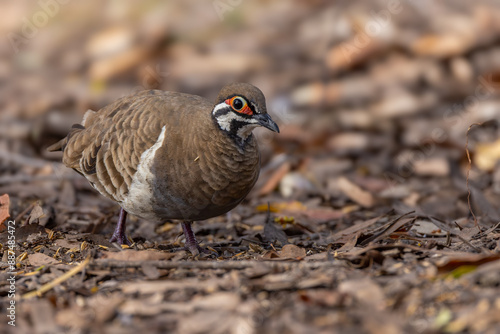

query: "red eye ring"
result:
(225, 96), (253, 115)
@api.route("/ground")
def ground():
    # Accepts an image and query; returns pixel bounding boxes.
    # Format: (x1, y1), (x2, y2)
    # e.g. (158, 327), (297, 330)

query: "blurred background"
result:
(3, 1), (500, 333)
(2, 0), (500, 231)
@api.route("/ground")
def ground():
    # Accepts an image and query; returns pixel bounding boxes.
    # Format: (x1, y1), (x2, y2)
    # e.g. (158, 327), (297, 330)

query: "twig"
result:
(453, 221), (463, 231)
(359, 211), (415, 246)
(22, 256), (91, 299)
(472, 221), (500, 239)
(14, 202), (35, 224)
(456, 235), (482, 253)
(465, 122), (483, 230)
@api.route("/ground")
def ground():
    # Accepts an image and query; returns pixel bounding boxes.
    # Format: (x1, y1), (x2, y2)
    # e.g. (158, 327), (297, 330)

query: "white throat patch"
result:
(237, 123), (259, 139)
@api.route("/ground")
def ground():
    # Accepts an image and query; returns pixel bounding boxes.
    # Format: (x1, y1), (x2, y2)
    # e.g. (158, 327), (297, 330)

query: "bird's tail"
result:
(47, 124), (85, 152)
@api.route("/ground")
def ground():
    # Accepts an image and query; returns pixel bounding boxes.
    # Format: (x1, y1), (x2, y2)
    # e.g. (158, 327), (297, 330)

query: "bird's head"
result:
(212, 83), (279, 144)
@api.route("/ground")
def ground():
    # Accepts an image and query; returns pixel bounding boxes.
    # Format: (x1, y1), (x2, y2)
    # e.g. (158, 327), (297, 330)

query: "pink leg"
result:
(181, 221), (208, 255)
(109, 208), (132, 246)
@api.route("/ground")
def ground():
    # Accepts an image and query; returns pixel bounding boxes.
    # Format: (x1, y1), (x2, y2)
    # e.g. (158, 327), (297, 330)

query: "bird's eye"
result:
(232, 97), (244, 110)
(225, 96), (253, 115)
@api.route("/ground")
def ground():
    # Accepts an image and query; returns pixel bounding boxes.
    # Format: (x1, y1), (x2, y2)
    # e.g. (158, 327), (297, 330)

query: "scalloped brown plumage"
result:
(48, 83), (279, 254)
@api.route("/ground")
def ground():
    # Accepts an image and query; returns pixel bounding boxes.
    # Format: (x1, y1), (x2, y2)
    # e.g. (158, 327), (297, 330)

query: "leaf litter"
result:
(1, 1), (500, 333)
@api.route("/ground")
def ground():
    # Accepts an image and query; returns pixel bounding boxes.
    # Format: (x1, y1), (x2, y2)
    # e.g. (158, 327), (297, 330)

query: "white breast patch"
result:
(121, 126), (166, 221)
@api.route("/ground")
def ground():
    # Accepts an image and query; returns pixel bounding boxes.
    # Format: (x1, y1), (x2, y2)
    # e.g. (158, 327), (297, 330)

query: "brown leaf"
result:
(27, 202), (45, 224)
(413, 158), (450, 177)
(337, 176), (375, 208)
(261, 250), (280, 259)
(336, 234), (358, 253)
(436, 253), (500, 272)
(412, 34), (471, 58)
(475, 138), (500, 171)
(0, 193), (10, 232)
(297, 207), (343, 223)
(279, 244), (306, 260)
(332, 214), (387, 243)
(28, 253), (60, 267)
(298, 289), (343, 307)
(360, 215), (415, 246)
(259, 161), (291, 196)
(256, 201), (307, 213)
(263, 215), (288, 246)
(54, 238), (81, 249)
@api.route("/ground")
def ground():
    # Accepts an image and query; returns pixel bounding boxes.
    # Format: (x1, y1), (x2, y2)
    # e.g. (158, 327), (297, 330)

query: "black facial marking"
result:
(231, 120), (252, 134)
(213, 106), (231, 118)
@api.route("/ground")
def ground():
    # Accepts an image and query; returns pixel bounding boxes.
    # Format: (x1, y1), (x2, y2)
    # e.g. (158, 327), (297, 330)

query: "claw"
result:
(183, 242), (213, 256)
(109, 232), (133, 246)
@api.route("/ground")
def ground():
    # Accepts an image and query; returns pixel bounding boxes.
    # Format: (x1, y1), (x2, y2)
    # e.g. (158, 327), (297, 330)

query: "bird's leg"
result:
(181, 221), (209, 255)
(109, 208), (132, 246)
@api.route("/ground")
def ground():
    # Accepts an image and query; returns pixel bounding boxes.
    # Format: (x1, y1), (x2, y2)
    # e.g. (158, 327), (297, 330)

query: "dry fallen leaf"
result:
(279, 244), (307, 260)
(27, 202), (45, 224)
(256, 201), (307, 213)
(411, 34), (471, 58)
(475, 138), (500, 172)
(259, 161), (291, 196)
(262, 250), (281, 259)
(337, 176), (375, 208)
(0, 193), (10, 232)
(28, 253), (60, 267)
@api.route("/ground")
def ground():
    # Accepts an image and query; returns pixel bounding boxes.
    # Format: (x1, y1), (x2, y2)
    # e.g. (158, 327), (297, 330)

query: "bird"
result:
(48, 83), (279, 254)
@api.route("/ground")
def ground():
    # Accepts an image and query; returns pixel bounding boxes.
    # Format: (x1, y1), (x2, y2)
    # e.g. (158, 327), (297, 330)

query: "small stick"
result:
(15, 202), (35, 224)
(22, 255), (91, 299)
(465, 122), (483, 231)
(456, 235), (482, 253)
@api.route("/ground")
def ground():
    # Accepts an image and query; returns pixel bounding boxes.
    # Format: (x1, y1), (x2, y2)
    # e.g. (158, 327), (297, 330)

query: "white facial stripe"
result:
(213, 101), (259, 140)
(215, 109), (258, 132)
(213, 101), (229, 114)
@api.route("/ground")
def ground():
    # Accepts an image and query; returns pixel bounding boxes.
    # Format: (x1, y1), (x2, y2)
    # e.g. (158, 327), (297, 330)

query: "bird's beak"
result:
(256, 113), (280, 133)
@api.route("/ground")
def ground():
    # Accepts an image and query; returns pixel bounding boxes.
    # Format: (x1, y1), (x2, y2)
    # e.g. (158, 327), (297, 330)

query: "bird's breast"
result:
(149, 133), (260, 221)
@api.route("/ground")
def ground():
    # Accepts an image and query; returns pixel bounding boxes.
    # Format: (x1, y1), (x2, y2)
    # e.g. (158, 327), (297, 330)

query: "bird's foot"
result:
(183, 241), (214, 256)
(109, 208), (132, 246)
(109, 232), (133, 246)
(179, 221), (215, 256)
